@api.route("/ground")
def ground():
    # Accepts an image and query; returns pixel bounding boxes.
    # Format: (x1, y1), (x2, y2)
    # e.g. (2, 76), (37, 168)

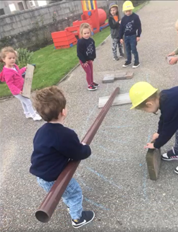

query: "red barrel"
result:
(98, 8), (107, 26)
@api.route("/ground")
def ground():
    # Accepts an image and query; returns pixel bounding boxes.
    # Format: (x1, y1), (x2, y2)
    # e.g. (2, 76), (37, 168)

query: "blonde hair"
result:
(175, 20), (178, 31)
(0, 46), (17, 63)
(79, 23), (92, 38)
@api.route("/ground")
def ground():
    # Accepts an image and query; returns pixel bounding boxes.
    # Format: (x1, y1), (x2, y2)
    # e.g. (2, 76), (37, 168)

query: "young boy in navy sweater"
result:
(30, 86), (95, 229)
(119, 0), (142, 68)
(129, 82), (178, 174)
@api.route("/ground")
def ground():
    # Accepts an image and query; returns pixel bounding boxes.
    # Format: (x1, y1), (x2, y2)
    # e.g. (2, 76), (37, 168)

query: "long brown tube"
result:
(35, 87), (120, 223)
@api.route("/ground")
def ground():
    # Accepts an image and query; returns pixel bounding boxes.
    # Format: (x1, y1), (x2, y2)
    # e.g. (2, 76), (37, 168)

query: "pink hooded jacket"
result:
(1, 64), (26, 95)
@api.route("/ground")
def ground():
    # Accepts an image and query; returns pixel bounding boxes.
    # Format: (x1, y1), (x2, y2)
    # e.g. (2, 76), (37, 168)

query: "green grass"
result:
(0, 1), (148, 97)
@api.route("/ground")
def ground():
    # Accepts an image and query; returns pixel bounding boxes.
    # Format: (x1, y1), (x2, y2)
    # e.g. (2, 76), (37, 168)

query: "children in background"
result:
(30, 86), (95, 228)
(129, 82), (178, 174)
(109, 3), (124, 61)
(0, 46), (41, 121)
(119, 0), (142, 68)
(77, 23), (98, 91)
(167, 20), (178, 65)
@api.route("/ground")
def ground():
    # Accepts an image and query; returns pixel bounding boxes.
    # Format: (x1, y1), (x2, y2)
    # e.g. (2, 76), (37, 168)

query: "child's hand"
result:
(151, 133), (159, 142)
(169, 57), (178, 65)
(119, 20), (121, 24)
(144, 143), (155, 149)
(83, 62), (88, 67)
(136, 37), (140, 42)
(168, 52), (176, 57)
(120, 39), (124, 44)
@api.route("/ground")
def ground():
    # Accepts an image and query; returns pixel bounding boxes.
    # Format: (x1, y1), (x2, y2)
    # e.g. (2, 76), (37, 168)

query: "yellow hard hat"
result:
(123, 1), (134, 12)
(129, 82), (158, 109)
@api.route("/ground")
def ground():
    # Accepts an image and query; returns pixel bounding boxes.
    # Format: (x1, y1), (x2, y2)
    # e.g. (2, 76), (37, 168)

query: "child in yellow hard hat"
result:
(119, 0), (142, 68)
(167, 20), (178, 65)
(129, 82), (178, 174)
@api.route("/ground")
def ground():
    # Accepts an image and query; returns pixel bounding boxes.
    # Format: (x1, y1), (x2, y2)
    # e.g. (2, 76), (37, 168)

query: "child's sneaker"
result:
(32, 113), (42, 121)
(88, 85), (97, 91)
(119, 53), (124, 58)
(122, 61), (131, 67)
(113, 57), (119, 61)
(161, 148), (178, 161)
(72, 211), (95, 229)
(26, 113), (32, 119)
(93, 82), (99, 87)
(132, 62), (140, 68)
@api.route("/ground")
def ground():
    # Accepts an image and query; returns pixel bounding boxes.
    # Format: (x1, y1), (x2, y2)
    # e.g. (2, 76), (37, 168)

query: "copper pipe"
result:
(35, 87), (120, 222)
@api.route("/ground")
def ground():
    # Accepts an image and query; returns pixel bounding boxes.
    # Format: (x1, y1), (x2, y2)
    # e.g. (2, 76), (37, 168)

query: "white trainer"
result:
(32, 114), (42, 121)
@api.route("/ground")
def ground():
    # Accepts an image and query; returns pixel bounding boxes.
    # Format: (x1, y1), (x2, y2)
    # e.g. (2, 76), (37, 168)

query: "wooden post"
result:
(35, 87), (120, 223)
(22, 64), (34, 98)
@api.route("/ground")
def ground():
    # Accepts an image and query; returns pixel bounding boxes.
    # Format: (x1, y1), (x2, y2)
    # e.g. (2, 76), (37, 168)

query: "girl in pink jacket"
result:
(0, 47), (41, 121)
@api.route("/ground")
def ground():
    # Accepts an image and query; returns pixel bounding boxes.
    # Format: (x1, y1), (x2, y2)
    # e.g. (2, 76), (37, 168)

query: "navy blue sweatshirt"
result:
(77, 38), (96, 63)
(119, 13), (142, 39)
(154, 87), (178, 149)
(30, 123), (91, 182)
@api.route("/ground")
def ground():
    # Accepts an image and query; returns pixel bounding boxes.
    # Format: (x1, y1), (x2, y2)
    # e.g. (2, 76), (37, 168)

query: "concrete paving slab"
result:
(146, 148), (162, 180)
(101, 71), (134, 83)
(98, 93), (131, 108)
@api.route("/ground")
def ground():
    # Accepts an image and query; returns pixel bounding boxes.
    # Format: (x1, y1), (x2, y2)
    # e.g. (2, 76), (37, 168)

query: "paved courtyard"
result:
(1, 1), (178, 231)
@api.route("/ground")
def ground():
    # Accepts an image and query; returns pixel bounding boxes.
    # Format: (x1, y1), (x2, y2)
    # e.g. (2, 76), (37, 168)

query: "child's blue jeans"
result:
(124, 34), (139, 64)
(37, 177), (83, 220)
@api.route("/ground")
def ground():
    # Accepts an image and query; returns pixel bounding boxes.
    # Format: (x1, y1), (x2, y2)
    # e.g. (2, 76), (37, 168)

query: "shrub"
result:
(16, 48), (33, 68)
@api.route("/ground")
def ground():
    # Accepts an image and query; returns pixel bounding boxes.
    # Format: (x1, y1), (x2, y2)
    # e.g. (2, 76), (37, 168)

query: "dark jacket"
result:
(154, 87), (178, 149)
(109, 16), (120, 39)
(30, 123), (91, 182)
(119, 13), (142, 39)
(77, 38), (96, 63)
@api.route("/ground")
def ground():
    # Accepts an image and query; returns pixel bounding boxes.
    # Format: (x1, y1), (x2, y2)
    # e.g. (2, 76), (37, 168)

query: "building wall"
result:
(0, 1), (123, 51)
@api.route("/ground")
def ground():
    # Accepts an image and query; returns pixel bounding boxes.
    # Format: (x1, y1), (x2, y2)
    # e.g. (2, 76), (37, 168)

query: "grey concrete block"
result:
(146, 148), (161, 181)
(98, 93), (131, 108)
(22, 64), (34, 99)
(102, 74), (115, 83)
(101, 71), (134, 83)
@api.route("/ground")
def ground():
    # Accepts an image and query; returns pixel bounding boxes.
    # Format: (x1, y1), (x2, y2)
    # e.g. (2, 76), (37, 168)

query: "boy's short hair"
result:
(135, 92), (159, 110)
(33, 86), (66, 122)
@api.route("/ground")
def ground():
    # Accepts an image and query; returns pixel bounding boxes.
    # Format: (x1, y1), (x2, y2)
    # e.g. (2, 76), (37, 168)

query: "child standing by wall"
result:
(167, 20), (178, 65)
(129, 82), (178, 174)
(77, 23), (98, 91)
(119, 0), (142, 68)
(0, 47), (41, 121)
(109, 3), (124, 61)
(30, 86), (95, 228)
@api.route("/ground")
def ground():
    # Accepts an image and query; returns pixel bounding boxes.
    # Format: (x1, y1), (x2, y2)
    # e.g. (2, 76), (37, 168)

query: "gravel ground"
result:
(1, 1), (178, 231)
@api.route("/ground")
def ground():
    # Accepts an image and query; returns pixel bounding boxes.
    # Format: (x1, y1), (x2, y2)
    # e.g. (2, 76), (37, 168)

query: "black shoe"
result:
(113, 56), (119, 61)
(93, 82), (99, 87)
(132, 62), (140, 68)
(72, 211), (95, 229)
(122, 61), (131, 67)
(88, 85), (97, 91)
